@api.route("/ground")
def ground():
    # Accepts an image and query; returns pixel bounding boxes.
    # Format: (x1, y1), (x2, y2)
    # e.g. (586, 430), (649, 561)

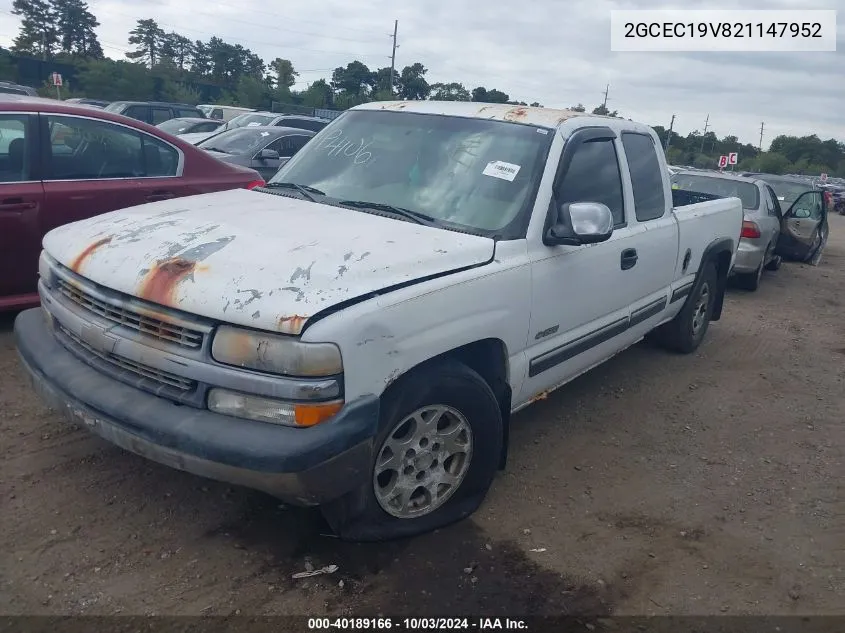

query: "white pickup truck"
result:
(15, 101), (743, 541)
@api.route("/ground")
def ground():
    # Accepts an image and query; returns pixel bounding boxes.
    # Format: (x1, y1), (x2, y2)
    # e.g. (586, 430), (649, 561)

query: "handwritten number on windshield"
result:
(320, 129), (373, 165)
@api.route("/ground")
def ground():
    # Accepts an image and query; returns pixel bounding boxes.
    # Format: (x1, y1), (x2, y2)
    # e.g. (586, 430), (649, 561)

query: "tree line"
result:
(4, 0), (844, 177)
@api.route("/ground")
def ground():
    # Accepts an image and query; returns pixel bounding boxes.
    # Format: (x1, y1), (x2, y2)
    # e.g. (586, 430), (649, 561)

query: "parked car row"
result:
(671, 169), (829, 291)
(0, 95), (836, 542)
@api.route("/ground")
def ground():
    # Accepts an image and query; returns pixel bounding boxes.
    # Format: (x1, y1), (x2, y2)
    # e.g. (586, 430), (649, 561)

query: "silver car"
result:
(672, 171), (782, 291)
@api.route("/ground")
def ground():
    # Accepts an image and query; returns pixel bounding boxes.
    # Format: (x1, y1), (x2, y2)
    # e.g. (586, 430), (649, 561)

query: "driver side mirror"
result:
(786, 191), (821, 219)
(257, 148), (280, 161)
(544, 202), (614, 246)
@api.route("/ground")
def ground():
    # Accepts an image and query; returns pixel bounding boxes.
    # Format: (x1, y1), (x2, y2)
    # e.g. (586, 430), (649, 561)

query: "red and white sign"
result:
(728, 152), (738, 165)
(820, 173), (828, 182)
(718, 155), (728, 169)
(50, 72), (62, 86)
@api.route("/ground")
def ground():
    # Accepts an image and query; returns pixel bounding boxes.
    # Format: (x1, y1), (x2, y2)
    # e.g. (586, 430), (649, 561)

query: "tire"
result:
(320, 359), (503, 541)
(654, 261), (718, 354)
(734, 256), (764, 291)
(764, 253), (782, 271)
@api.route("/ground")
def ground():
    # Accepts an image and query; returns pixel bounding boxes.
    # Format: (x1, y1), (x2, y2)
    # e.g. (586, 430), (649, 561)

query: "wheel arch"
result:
(381, 338), (512, 470)
(696, 237), (734, 321)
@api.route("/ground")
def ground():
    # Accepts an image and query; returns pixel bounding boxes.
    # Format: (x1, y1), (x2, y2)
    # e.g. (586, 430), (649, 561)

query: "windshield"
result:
(671, 174), (759, 209)
(268, 110), (552, 233)
(157, 119), (193, 134)
(198, 128), (271, 155)
(761, 178), (814, 205)
(228, 113), (276, 130)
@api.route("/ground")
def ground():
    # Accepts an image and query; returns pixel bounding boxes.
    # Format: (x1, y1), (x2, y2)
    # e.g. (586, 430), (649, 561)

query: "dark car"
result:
(742, 172), (828, 264)
(64, 98), (111, 108)
(156, 117), (226, 136)
(197, 126), (315, 180)
(0, 94), (265, 311)
(103, 101), (205, 126)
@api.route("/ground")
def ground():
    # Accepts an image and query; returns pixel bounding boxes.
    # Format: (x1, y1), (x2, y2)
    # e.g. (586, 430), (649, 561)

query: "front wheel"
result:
(321, 360), (503, 541)
(654, 261), (718, 354)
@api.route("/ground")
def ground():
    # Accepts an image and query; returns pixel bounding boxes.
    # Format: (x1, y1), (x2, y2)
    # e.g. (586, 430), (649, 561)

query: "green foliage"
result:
(6, 5), (843, 177)
(429, 82), (471, 101)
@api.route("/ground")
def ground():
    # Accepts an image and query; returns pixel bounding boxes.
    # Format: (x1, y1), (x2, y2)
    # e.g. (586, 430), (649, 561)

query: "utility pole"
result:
(758, 122), (765, 152)
(699, 114), (710, 153)
(664, 114), (675, 151)
(388, 20), (398, 96)
(601, 83), (609, 109)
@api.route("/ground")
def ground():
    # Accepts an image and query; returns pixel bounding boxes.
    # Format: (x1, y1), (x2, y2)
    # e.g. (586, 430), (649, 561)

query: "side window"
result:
(764, 187), (777, 216)
(123, 105), (148, 122)
(150, 108), (172, 125)
(141, 134), (179, 177)
(766, 185), (785, 217)
(0, 114), (30, 182)
(621, 132), (667, 222)
(211, 109), (224, 120)
(555, 138), (625, 226)
(45, 115), (144, 180)
(277, 135), (310, 157)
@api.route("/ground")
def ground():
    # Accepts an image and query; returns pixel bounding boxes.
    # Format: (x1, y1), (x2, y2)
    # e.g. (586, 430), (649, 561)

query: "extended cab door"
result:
(520, 128), (636, 403)
(775, 190), (826, 261)
(40, 113), (184, 238)
(0, 112), (44, 305)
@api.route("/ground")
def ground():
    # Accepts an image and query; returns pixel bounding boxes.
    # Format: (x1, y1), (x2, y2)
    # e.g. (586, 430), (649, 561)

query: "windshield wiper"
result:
(260, 182), (325, 202)
(337, 200), (438, 226)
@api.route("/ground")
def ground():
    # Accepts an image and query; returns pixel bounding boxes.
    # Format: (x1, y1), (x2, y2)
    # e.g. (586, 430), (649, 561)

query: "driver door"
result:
(775, 190), (826, 260)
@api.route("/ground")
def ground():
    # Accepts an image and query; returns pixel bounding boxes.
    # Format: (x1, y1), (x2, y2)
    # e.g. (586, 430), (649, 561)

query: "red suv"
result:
(0, 95), (264, 311)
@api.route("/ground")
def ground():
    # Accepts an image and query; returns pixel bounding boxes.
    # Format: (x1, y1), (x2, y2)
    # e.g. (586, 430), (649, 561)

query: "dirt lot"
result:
(1, 216), (844, 618)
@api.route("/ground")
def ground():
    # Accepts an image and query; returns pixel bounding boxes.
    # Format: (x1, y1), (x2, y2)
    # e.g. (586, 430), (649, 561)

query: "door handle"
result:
(0, 198), (36, 212)
(621, 248), (638, 270)
(146, 191), (176, 202)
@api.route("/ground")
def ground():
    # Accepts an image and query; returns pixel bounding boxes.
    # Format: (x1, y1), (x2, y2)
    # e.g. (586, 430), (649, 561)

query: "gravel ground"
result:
(1, 215), (843, 617)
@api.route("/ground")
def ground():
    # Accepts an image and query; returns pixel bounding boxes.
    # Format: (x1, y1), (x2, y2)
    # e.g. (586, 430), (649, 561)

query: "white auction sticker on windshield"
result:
(482, 160), (521, 182)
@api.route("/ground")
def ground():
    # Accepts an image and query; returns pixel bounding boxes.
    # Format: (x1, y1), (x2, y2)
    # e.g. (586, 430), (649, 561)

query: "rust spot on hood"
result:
(504, 106), (529, 122)
(138, 257), (199, 306)
(70, 236), (112, 273)
(277, 314), (308, 335)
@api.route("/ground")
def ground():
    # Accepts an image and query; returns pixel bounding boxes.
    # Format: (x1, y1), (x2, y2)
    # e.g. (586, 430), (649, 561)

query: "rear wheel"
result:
(735, 256), (764, 291)
(654, 261), (718, 354)
(321, 359), (503, 541)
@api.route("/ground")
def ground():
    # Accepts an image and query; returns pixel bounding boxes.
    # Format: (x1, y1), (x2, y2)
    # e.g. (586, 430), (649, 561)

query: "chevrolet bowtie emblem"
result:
(80, 323), (118, 354)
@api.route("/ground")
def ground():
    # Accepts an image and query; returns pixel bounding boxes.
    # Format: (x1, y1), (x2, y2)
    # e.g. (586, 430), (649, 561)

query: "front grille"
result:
(59, 325), (196, 394)
(56, 278), (204, 349)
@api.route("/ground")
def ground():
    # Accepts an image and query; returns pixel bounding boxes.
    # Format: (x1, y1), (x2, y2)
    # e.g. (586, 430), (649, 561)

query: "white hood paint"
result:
(43, 188), (495, 334)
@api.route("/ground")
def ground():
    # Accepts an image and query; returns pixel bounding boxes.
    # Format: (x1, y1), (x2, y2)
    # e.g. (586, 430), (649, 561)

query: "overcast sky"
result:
(1, 0), (842, 148)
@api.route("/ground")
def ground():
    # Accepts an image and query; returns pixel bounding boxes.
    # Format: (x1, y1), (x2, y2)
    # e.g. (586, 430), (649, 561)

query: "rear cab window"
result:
(621, 132), (667, 222)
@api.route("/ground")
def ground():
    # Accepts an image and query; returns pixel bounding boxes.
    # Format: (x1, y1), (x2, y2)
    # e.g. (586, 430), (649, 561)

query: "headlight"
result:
(211, 325), (342, 377)
(38, 250), (53, 287)
(207, 388), (343, 427)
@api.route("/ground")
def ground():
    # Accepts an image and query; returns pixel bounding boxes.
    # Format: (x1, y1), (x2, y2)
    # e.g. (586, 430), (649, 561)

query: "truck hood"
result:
(43, 188), (494, 335)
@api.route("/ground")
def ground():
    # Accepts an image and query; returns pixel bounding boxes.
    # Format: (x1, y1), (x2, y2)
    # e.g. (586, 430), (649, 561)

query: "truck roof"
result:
(353, 100), (643, 132)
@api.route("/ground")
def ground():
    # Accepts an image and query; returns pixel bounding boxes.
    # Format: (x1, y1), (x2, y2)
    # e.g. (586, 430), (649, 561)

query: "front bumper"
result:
(14, 308), (379, 506)
(731, 238), (766, 274)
